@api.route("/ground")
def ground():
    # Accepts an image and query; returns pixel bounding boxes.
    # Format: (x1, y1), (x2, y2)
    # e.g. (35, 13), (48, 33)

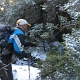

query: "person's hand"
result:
(24, 42), (37, 47)
(31, 42), (37, 47)
(25, 52), (31, 58)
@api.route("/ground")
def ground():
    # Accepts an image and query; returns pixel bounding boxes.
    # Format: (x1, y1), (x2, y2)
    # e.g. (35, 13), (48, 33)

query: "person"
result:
(0, 19), (36, 80)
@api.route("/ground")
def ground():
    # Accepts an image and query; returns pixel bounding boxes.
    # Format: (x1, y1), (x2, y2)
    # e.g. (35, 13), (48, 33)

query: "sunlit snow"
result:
(12, 64), (40, 80)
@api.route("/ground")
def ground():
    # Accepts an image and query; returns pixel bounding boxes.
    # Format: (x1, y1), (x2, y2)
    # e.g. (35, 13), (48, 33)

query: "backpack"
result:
(0, 23), (14, 48)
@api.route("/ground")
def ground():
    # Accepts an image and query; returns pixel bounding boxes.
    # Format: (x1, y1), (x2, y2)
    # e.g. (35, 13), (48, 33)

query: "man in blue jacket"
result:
(0, 19), (36, 80)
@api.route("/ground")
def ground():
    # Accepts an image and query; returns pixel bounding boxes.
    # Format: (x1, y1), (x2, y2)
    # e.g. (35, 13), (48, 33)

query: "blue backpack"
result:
(0, 23), (14, 48)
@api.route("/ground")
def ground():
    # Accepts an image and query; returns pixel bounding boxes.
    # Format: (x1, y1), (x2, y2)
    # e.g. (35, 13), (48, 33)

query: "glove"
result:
(25, 52), (31, 58)
(30, 42), (37, 47)
(24, 42), (37, 47)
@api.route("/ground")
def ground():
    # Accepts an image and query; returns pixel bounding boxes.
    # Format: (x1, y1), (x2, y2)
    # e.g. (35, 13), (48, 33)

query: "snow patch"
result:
(12, 64), (40, 80)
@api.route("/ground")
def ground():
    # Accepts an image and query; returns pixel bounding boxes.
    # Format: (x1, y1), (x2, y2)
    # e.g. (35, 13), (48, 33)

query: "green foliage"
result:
(37, 45), (80, 80)
(76, 17), (80, 28)
(5, 0), (34, 26)
(0, 0), (70, 26)
(0, 0), (41, 26)
(29, 23), (55, 42)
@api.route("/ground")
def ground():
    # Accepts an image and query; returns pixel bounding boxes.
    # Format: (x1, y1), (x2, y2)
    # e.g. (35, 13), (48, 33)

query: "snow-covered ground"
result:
(12, 64), (40, 80)
(12, 51), (46, 80)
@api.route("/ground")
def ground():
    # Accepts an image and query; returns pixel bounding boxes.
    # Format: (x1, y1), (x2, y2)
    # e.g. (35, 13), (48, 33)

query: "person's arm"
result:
(8, 33), (31, 59)
(24, 41), (37, 47)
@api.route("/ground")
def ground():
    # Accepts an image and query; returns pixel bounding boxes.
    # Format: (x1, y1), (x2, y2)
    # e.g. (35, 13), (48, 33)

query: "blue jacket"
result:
(7, 27), (36, 59)
(8, 27), (25, 55)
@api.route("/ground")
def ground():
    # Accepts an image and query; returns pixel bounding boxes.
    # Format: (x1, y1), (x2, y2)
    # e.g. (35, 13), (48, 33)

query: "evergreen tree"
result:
(37, 43), (80, 80)
(36, 17), (80, 80)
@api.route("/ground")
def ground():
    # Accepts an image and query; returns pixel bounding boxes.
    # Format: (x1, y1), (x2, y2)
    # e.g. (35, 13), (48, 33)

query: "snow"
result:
(63, 0), (80, 19)
(64, 0), (79, 9)
(32, 51), (46, 61)
(11, 50), (46, 80)
(12, 64), (40, 80)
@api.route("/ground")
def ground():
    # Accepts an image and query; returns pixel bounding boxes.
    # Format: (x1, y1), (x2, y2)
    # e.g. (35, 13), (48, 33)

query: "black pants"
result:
(1, 55), (13, 80)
